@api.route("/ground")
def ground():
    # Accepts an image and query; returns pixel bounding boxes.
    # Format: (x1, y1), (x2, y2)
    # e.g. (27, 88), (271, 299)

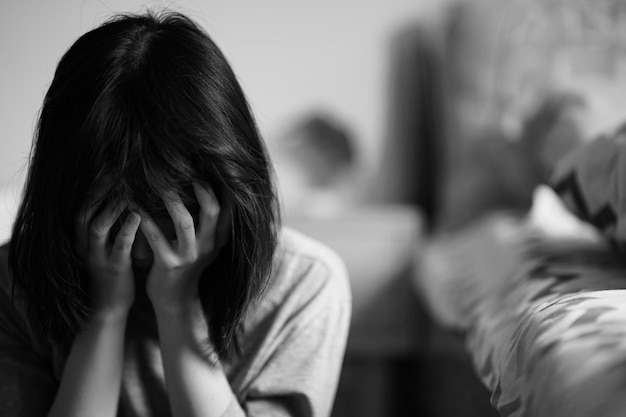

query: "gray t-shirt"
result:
(0, 228), (352, 417)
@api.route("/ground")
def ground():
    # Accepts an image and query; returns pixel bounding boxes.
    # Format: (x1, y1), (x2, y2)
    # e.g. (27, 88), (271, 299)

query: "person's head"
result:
(273, 113), (357, 215)
(277, 114), (356, 188)
(9, 10), (279, 358)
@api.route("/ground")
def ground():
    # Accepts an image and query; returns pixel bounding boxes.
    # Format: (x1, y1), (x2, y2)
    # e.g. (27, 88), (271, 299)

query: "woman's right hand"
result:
(77, 203), (141, 317)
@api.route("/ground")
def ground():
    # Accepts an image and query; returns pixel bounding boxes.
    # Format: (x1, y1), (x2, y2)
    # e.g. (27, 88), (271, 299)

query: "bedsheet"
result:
(416, 187), (626, 417)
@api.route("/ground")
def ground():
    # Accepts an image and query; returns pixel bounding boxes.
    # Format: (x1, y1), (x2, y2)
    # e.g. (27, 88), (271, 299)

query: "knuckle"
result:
(155, 258), (177, 270)
(202, 204), (220, 219)
(178, 218), (194, 231)
(171, 259), (185, 269)
(89, 223), (107, 238)
(113, 240), (131, 252)
(147, 231), (161, 242)
(118, 227), (133, 238)
(184, 251), (199, 263)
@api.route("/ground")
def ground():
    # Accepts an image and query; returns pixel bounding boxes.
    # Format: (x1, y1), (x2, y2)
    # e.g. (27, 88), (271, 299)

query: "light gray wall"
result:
(0, 0), (445, 178)
(0, 0), (447, 238)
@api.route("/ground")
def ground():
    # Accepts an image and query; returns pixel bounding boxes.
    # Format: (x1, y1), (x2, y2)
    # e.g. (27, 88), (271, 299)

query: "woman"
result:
(0, 10), (351, 417)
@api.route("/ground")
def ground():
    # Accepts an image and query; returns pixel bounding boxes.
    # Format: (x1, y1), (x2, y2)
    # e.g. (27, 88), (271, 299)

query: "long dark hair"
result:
(9, 10), (279, 359)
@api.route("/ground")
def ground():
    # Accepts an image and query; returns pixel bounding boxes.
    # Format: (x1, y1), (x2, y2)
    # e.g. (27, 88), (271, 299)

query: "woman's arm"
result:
(47, 310), (128, 417)
(141, 185), (352, 417)
(48, 205), (141, 417)
(140, 184), (241, 417)
(154, 301), (240, 417)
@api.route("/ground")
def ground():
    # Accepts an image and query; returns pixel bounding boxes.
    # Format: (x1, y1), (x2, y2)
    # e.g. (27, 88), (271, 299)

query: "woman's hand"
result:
(77, 203), (141, 317)
(140, 183), (223, 312)
(139, 184), (238, 417)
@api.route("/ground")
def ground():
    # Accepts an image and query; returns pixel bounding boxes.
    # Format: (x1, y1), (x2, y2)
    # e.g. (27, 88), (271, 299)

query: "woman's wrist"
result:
(152, 295), (203, 324)
(153, 297), (210, 348)
(146, 262), (205, 310)
(89, 303), (132, 326)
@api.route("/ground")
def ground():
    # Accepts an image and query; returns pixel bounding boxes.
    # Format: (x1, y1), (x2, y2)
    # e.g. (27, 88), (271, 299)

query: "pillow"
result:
(548, 124), (626, 248)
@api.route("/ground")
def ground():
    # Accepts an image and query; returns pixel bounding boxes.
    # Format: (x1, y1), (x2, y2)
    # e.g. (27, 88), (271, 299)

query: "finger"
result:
(192, 183), (220, 251)
(75, 203), (98, 258)
(162, 191), (196, 256)
(89, 202), (126, 262)
(109, 212), (141, 265)
(76, 191), (108, 255)
(139, 211), (176, 266)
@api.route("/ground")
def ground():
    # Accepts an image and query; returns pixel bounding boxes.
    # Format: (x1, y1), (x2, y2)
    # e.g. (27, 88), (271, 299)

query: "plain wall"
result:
(0, 0), (447, 187)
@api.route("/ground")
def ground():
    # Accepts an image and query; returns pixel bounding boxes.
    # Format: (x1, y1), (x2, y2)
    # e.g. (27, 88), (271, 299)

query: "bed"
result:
(406, 1), (626, 414)
(415, 185), (626, 417)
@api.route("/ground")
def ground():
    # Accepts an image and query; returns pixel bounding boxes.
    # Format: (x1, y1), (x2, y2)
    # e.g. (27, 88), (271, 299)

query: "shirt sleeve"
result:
(236, 243), (352, 417)
(0, 285), (57, 416)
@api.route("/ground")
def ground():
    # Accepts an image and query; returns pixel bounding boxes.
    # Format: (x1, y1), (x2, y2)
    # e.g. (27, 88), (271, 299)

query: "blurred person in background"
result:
(272, 113), (361, 217)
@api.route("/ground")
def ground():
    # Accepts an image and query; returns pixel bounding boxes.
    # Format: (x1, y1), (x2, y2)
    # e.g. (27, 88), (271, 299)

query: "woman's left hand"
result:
(140, 183), (224, 312)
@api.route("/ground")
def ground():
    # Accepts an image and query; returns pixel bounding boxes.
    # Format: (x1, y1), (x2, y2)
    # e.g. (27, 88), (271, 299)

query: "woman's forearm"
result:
(155, 303), (241, 417)
(47, 309), (128, 417)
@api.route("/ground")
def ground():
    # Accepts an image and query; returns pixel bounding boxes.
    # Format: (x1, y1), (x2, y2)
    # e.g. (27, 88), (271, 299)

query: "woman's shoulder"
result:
(261, 226), (351, 307)
(279, 227), (346, 268)
(227, 227), (352, 402)
(276, 227), (349, 282)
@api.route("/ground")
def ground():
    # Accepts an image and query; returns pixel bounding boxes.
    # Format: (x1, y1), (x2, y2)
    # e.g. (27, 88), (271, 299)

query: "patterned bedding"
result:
(416, 187), (626, 417)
